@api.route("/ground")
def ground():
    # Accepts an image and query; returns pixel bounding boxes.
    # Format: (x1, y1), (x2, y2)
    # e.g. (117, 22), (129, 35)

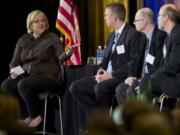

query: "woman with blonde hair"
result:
(1, 10), (72, 128)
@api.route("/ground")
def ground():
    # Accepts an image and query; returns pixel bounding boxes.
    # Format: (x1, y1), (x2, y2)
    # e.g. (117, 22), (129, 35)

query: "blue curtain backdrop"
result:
(144, 0), (168, 23)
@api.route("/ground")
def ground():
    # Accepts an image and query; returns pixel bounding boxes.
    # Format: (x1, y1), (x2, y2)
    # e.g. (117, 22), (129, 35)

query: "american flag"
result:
(56, 0), (82, 65)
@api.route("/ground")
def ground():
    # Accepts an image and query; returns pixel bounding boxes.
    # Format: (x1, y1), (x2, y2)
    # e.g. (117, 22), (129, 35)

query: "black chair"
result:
(34, 65), (65, 135)
(158, 93), (178, 112)
(110, 95), (118, 117)
(110, 97), (114, 117)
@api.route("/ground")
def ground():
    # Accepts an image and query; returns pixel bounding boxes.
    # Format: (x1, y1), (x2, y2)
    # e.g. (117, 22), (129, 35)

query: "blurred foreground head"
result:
(0, 90), (20, 128)
(87, 108), (120, 135)
(113, 99), (155, 132)
(171, 108), (180, 135)
(0, 90), (35, 135)
(131, 112), (173, 135)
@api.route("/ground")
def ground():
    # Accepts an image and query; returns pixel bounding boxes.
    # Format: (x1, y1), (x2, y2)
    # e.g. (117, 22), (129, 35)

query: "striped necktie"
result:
(141, 38), (150, 78)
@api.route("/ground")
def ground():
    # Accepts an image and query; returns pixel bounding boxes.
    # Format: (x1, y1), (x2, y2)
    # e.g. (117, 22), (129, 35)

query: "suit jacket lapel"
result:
(149, 27), (157, 54)
(102, 32), (115, 64)
(165, 37), (171, 55)
(111, 24), (128, 56)
(106, 33), (115, 57)
(110, 32), (115, 49)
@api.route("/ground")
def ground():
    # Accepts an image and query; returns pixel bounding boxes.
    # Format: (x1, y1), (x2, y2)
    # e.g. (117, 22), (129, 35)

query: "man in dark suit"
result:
(69, 2), (142, 121)
(139, 4), (180, 98)
(115, 8), (167, 105)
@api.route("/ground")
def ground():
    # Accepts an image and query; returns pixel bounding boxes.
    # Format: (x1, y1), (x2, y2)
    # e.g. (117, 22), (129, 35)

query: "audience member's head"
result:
(0, 91), (20, 128)
(87, 109), (121, 135)
(0, 90), (35, 135)
(171, 108), (180, 135)
(117, 99), (155, 132)
(131, 112), (173, 135)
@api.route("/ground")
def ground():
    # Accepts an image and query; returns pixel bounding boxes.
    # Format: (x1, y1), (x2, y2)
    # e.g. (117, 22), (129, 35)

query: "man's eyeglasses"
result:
(133, 19), (144, 23)
(158, 14), (165, 18)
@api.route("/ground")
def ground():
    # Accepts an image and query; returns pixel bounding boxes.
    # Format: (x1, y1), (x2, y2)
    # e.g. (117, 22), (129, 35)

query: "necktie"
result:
(141, 38), (150, 78)
(112, 32), (120, 52)
(114, 32), (120, 43)
(106, 32), (120, 73)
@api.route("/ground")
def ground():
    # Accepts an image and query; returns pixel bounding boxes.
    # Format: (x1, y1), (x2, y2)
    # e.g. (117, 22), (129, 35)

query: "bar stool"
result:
(110, 95), (117, 117)
(34, 65), (65, 135)
(158, 93), (177, 112)
(34, 92), (63, 135)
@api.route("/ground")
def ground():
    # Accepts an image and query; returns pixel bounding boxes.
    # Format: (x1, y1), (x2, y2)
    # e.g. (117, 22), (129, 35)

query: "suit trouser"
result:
(116, 78), (143, 105)
(1, 75), (61, 118)
(116, 83), (129, 105)
(139, 77), (180, 97)
(69, 76), (120, 118)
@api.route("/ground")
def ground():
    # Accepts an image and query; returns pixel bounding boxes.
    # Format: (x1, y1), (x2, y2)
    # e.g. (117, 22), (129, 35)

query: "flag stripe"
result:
(56, 0), (82, 65)
(60, 0), (71, 15)
(59, 6), (73, 25)
(58, 12), (74, 37)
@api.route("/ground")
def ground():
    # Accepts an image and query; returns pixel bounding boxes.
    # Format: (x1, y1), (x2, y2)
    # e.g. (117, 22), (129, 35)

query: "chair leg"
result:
(42, 96), (48, 135)
(110, 105), (113, 117)
(159, 96), (167, 112)
(56, 95), (63, 135)
(110, 96), (115, 117)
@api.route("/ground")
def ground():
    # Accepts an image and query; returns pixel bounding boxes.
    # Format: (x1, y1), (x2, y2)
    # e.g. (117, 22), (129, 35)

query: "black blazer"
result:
(134, 27), (167, 78)
(100, 23), (142, 80)
(152, 24), (180, 77)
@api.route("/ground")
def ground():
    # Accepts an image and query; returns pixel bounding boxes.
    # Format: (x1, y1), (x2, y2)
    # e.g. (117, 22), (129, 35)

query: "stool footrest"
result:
(34, 131), (56, 135)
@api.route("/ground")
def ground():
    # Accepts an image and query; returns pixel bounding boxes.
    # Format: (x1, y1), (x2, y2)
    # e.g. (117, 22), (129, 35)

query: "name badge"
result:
(145, 53), (155, 65)
(116, 45), (125, 54)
